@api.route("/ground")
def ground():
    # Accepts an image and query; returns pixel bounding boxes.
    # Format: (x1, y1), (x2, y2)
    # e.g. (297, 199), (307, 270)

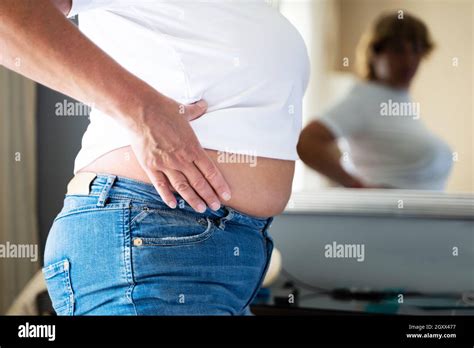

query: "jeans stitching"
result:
(128, 202), (213, 222)
(42, 259), (74, 316)
(132, 217), (216, 247)
(91, 191), (270, 223)
(96, 175), (117, 207)
(123, 205), (138, 315)
(53, 203), (130, 222)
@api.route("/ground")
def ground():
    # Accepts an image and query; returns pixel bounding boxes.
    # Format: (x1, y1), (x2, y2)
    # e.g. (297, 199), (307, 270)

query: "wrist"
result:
(112, 80), (165, 135)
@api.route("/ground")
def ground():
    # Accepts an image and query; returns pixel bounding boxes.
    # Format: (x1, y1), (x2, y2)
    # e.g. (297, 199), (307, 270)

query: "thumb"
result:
(185, 100), (208, 122)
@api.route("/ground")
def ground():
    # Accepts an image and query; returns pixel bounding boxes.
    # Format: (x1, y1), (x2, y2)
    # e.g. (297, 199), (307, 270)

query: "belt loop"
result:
(218, 207), (235, 230)
(96, 175), (117, 207)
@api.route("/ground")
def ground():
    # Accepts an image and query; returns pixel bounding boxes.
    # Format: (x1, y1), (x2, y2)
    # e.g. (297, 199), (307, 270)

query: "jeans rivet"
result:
(133, 238), (143, 247)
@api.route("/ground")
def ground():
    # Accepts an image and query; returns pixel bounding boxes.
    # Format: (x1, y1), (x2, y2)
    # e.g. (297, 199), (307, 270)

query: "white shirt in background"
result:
(318, 81), (453, 190)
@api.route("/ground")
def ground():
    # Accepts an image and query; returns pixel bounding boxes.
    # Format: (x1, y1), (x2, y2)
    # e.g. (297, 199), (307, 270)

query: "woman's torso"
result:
(78, 148), (295, 217)
(71, 0), (310, 216)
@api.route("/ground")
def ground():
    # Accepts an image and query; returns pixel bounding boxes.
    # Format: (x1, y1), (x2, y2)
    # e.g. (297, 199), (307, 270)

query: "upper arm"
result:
(300, 120), (337, 144)
(297, 120), (338, 159)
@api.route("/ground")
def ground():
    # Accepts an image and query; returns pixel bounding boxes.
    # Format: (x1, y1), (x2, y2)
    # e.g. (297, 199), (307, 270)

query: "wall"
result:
(269, 211), (474, 312)
(36, 87), (89, 255)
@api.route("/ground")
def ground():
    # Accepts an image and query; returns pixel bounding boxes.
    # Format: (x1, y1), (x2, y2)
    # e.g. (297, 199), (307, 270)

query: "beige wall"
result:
(335, 0), (473, 192)
(281, 0), (341, 191)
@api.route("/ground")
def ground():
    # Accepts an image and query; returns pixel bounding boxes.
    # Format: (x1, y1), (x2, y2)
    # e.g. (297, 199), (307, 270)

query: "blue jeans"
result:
(42, 174), (274, 315)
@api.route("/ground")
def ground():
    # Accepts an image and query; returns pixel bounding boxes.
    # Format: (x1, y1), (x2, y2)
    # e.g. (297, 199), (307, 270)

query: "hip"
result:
(42, 174), (274, 315)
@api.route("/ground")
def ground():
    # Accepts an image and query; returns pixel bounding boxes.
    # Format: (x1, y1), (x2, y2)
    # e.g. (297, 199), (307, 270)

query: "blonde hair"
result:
(356, 11), (435, 80)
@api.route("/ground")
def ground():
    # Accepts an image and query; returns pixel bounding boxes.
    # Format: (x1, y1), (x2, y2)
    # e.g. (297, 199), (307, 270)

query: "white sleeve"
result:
(318, 93), (366, 138)
(67, 0), (114, 18)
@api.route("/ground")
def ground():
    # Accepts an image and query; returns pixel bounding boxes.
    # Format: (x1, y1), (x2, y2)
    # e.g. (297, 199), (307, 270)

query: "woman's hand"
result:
(129, 95), (232, 213)
(0, 0), (231, 213)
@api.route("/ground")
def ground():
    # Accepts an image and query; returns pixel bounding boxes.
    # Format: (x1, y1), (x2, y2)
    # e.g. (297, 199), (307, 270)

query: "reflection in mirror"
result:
(268, 1), (473, 319)
(280, 0), (473, 194)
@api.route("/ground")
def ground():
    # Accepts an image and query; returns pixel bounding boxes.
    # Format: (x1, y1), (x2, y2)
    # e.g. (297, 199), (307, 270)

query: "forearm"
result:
(0, 0), (157, 133)
(301, 145), (362, 187)
(0, 0), (232, 210)
(297, 122), (364, 188)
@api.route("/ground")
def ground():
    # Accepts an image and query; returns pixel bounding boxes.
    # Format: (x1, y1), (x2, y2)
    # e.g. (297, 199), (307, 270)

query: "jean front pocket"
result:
(130, 204), (218, 247)
(42, 259), (75, 316)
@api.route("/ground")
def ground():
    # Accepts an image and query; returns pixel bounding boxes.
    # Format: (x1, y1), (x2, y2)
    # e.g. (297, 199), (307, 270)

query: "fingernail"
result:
(196, 100), (207, 109)
(197, 203), (206, 213)
(210, 202), (221, 211)
(222, 192), (231, 201)
(168, 201), (177, 209)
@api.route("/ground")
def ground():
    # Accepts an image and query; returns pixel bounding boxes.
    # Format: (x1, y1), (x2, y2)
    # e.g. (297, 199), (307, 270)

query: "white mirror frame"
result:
(284, 189), (474, 220)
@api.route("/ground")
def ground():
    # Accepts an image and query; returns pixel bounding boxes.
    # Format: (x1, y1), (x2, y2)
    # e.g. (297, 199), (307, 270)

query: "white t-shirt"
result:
(68, 0), (311, 174)
(319, 81), (453, 190)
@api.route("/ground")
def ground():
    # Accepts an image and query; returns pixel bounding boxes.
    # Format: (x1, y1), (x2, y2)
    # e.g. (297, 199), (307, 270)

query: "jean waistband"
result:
(83, 173), (274, 233)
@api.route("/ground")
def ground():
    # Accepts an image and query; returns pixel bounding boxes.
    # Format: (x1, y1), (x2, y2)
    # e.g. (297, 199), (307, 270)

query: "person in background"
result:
(297, 11), (453, 190)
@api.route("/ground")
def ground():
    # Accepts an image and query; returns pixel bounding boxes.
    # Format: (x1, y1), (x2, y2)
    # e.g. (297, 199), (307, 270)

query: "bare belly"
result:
(77, 146), (295, 217)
